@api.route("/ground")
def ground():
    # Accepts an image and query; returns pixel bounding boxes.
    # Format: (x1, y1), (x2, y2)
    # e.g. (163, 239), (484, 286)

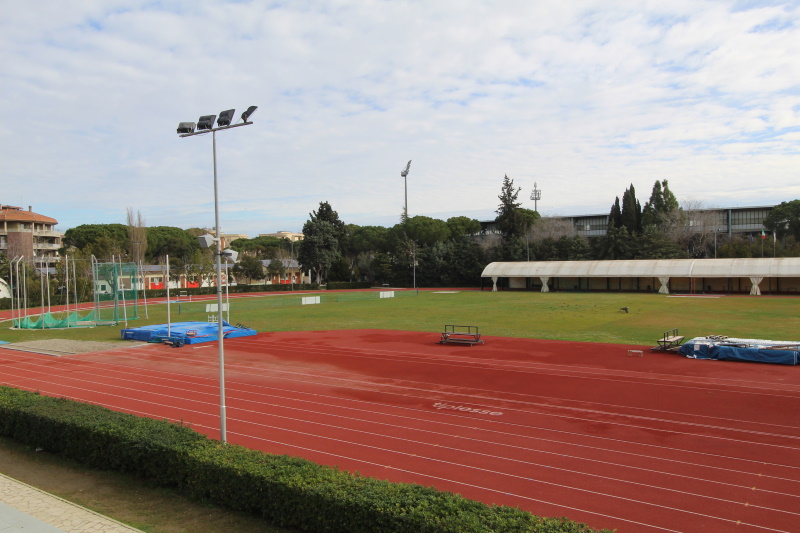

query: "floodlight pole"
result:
(180, 119), (254, 443)
(210, 130), (228, 442)
(401, 160), (411, 223)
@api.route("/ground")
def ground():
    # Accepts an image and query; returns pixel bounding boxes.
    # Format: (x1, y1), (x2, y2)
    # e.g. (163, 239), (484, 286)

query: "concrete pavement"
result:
(0, 473), (142, 533)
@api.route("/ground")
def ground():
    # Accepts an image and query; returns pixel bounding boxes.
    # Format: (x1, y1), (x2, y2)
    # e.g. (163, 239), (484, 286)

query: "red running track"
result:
(1, 330), (799, 532)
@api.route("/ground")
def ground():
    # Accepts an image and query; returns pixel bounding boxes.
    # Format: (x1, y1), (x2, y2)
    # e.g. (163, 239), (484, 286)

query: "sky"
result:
(1, 0), (799, 237)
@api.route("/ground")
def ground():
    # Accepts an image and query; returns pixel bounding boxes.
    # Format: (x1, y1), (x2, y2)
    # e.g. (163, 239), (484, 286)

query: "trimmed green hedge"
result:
(0, 297), (9, 310)
(326, 281), (373, 290)
(0, 386), (611, 533)
(145, 283), (319, 300)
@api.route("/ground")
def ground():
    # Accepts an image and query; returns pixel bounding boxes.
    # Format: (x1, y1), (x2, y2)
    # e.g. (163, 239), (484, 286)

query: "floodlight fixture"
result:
(197, 234), (216, 249)
(217, 109), (235, 127)
(197, 115), (217, 130)
(177, 122), (196, 134)
(241, 105), (258, 123)
(221, 248), (239, 263)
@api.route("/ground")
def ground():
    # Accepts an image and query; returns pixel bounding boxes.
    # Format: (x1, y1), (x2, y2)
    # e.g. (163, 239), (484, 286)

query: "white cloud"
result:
(1, 0), (798, 235)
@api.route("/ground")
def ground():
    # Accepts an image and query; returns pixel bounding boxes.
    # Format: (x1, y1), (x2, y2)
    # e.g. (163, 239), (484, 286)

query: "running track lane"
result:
(1, 330), (799, 532)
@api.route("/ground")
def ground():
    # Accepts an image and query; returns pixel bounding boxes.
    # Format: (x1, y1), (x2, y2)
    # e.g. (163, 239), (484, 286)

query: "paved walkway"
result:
(0, 473), (142, 533)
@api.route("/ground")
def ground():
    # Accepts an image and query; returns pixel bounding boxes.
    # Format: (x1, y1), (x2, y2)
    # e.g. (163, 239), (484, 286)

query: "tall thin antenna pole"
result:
(530, 181), (542, 212)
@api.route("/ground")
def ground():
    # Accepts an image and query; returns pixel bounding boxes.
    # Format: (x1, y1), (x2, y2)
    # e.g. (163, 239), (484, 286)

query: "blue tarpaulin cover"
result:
(680, 337), (798, 366)
(120, 321), (256, 344)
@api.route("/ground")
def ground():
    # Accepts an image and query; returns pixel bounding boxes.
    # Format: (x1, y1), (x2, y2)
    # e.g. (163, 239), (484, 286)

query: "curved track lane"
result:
(2, 330), (799, 532)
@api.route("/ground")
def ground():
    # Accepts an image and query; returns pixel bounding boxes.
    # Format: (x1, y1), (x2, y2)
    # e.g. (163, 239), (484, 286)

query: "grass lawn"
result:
(0, 437), (298, 533)
(2, 290), (798, 346)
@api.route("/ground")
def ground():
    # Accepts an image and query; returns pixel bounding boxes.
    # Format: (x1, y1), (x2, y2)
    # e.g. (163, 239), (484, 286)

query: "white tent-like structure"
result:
(481, 258), (800, 296)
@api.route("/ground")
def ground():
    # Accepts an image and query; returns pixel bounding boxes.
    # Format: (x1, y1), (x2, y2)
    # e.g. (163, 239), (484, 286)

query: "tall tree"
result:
(233, 255), (264, 284)
(311, 201), (346, 242)
(446, 216), (481, 240)
(126, 208), (147, 265)
(608, 197), (622, 229)
(495, 174), (523, 239)
(0, 252), (9, 282)
(620, 184), (641, 234)
(595, 225), (633, 260)
(763, 200), (800, 242)
(642, 179), (679, 228)
(61, 224), (128, 259)
(297, 220), (340, 283)
(146, 226), (197, 262)
(229, 235), (288, 259)
(403, 216), (450, 247)
(267, 259), (286, 279)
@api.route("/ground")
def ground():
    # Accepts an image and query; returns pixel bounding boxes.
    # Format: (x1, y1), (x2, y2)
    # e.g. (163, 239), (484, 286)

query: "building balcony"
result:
(33, 229), (63, 238)
(34, 242), (61, 250)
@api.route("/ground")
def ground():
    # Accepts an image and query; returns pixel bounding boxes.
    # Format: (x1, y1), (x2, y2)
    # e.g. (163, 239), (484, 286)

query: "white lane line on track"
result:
(67, 346), (800, 438)
(9, 353), (800, 450)
(244, 344), (797, 429)
(150, 360), (800, 446)
(229, 429), (794, 533)
(253, 338), (800, 394)
(0, 382), (678, 531)
(4, 360), (800, 492)
(224, 402), (800, 514)
(73, 348), (800, 441)
(230, 359), (800, 435)
(4, 370), (798, 531)
(6, 353), (800, 478)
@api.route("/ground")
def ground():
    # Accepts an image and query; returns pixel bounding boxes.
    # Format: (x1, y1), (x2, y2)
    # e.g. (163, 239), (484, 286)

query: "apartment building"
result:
(0, 205), (63, 265)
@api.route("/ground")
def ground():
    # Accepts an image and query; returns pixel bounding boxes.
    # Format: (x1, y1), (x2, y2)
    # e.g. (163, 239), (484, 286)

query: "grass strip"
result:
(0, 386), (611, 533)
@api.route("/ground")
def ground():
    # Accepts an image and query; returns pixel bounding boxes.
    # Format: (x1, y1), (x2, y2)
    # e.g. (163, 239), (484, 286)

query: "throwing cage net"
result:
(11, 260), (139, 329)
(92, 262), (140, 325)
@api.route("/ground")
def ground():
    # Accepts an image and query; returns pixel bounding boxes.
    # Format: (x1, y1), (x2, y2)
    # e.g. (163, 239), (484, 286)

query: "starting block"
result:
(627, 349), (643, 357)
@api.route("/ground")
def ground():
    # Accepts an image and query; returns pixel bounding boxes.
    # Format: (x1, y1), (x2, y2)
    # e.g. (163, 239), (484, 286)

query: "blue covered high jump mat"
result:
(680, 336), (799, 366)
(120, 321), (256, 345)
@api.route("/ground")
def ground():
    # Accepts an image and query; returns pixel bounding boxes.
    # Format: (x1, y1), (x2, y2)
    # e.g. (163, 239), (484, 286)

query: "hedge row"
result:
(326, 281), (373, 290)
(146, 283), (320, 300)
(0, 298), (9, 310)
(0, 387), (611, 533)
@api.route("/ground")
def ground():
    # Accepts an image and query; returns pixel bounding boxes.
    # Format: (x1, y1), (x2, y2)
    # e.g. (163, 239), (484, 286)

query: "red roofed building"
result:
(0, 205), (63, 266)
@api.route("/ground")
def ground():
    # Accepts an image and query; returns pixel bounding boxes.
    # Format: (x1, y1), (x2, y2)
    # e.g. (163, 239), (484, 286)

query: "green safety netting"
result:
(13, 262), (140, 329)
(93, 262), (140, 324)
(14, 310), (99, 329)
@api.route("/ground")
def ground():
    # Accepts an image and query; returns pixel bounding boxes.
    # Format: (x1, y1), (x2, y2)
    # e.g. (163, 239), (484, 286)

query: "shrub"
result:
(0, 386), (610, 533)
(326, 281), (372, 290)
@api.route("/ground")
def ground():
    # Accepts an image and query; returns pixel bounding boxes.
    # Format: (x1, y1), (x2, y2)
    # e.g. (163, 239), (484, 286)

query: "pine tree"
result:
(642, 180), (680, 228)
(608, 197), (622, 229)
(620, 184), (640, 233)
(495, 174), (522, 238)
